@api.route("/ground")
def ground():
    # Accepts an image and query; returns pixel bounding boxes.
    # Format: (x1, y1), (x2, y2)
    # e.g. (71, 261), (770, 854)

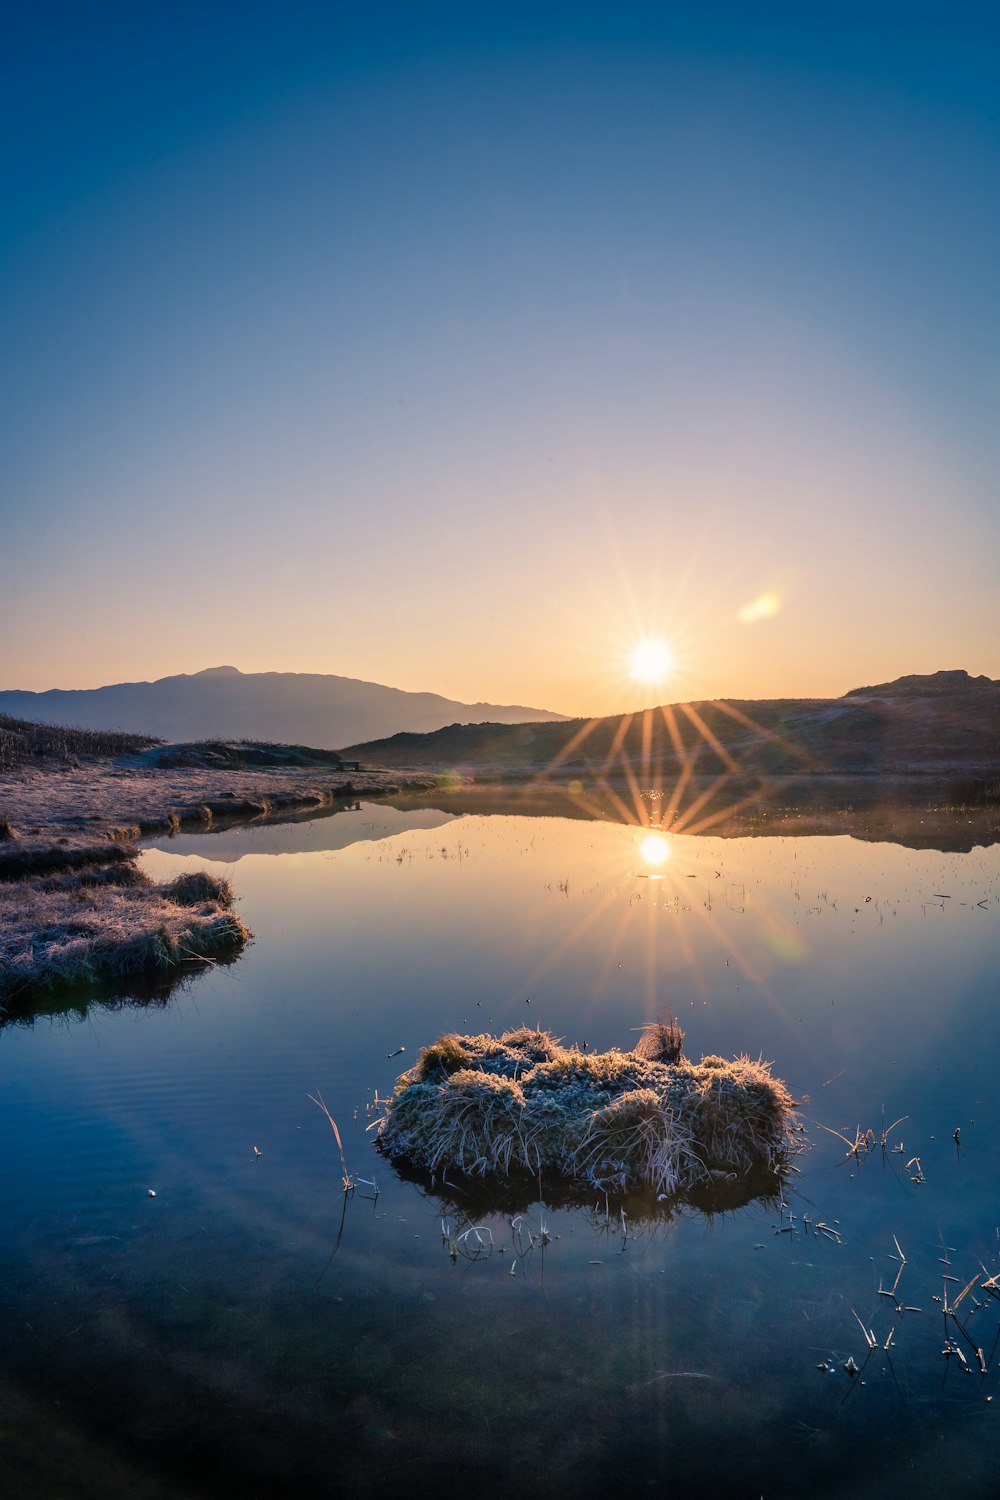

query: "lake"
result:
(2, 800), (998, 1497)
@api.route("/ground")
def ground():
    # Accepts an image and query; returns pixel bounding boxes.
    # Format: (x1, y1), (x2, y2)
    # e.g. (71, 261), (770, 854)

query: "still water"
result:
(2, 802), (998, 1497)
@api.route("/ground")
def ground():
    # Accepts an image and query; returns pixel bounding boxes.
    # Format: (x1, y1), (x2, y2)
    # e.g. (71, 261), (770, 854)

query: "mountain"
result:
(341, 670), (1000, 780)
(0, 667), (566, 747)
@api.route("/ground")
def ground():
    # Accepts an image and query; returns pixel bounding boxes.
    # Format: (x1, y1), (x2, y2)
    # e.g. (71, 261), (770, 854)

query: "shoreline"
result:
(2, 745), (996, 1013)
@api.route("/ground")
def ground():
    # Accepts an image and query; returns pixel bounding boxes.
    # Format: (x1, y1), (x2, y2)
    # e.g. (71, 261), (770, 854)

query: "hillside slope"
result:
(0, 666), (566, 748)
(342, 671), (1000, 780)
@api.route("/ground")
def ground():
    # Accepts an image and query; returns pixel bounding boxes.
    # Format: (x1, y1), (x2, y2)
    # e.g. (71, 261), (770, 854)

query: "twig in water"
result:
(880, 1110), (908, 1150)
(308, 1091), (353, 1191)
(850, 1307), (878, 1349)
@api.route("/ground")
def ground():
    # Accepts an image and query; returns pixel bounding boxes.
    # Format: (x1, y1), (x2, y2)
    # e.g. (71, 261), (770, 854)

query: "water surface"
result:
(2, 802), (998, 1497)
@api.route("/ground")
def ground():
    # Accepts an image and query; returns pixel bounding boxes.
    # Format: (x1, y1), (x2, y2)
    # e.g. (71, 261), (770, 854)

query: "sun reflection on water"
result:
(639, 831), (671, 870)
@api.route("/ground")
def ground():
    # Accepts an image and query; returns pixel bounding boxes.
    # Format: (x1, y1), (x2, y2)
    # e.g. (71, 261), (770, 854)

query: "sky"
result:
(2, 1), (998, 717)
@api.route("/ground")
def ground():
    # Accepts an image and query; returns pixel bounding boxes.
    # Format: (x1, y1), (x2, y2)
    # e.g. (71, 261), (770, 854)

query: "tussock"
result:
(163, 870), (234, 907)
(377, 1028), (796, 1197)
(633, 1012), (685, 1063)
(0, 875), (250, 1005)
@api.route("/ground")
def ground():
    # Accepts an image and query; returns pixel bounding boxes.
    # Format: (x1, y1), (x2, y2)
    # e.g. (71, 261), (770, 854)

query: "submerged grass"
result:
(377, 1028), (796, 1198)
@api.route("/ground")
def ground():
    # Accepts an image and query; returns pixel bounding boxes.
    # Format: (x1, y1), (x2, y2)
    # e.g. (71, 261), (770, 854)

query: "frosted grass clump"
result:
(0, 872), (250, 1002)
(376, 1027), (796, 1197)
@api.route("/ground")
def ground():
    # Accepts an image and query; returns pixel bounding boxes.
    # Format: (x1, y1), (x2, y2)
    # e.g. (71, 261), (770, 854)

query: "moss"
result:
(377, 1028), (797, 1198)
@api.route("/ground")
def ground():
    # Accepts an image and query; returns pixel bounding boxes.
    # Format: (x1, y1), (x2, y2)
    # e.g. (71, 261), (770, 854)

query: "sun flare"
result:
(628, 638), (674, 683)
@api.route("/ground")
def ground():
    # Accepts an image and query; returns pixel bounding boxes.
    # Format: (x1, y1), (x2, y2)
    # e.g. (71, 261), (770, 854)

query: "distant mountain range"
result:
(0, 666), (566, 747)
(342, 670), (1000, 781)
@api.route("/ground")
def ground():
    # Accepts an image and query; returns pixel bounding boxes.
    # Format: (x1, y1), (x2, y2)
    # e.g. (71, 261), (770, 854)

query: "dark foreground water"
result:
(2, 802), (998, 1498)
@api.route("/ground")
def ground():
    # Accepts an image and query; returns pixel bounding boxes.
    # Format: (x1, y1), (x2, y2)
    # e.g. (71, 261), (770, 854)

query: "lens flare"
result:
(737, 592), (781, 625)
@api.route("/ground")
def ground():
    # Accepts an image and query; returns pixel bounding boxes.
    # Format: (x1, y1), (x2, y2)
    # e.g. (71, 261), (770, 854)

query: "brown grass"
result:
(0, 714), (160, 772)
(633, 1011), (686, 1063)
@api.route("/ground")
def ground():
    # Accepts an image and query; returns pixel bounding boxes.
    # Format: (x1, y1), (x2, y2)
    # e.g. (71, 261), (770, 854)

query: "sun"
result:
(628, 638), (674, 684)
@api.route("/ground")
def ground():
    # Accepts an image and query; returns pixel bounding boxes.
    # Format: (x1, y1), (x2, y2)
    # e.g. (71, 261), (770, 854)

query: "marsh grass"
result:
(377, 1028), (796, 1197)
(633, 1011), (686, 1063)
(0, 714), (160, 772)
(0, 841), (136, 882)
(153, 740), (351, 771)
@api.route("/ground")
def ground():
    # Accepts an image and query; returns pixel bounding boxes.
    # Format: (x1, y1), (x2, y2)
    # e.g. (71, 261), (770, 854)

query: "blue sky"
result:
(3, 2), (998, 713)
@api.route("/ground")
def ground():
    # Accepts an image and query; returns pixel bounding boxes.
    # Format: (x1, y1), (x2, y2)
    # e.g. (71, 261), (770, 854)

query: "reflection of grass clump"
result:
(377, 1028), (796, 1197)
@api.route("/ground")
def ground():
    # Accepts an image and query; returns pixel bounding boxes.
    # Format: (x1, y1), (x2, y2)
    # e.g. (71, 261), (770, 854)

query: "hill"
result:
(0, 666), (566, 748)
(341, 670), (1000, 782)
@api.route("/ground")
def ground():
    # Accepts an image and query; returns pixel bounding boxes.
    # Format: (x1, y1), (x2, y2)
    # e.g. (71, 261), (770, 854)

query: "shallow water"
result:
(2, 802), (999, 1497)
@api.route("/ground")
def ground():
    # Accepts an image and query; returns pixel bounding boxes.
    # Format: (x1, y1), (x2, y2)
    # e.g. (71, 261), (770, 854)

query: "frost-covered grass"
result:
(377, 1027), (796, 1198)
(0, 870), (250, 1005)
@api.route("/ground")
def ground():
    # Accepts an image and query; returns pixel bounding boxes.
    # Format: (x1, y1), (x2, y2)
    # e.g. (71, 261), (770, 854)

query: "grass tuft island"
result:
(376, 1024), (796, 1199)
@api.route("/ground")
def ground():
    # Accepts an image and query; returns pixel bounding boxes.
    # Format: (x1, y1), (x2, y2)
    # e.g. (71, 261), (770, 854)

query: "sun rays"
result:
(488, 683), (826, 1037)
(503, 800), (813, 1065)
(519, 684), (815, 841)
